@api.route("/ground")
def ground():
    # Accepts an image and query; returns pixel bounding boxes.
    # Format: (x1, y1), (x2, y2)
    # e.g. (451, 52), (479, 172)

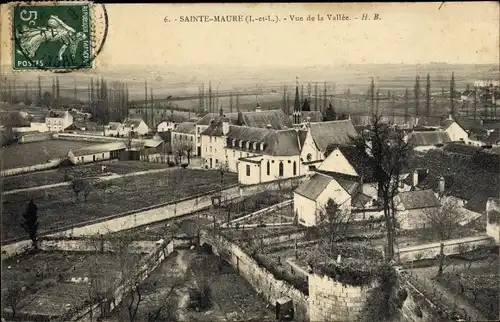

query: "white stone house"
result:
(317, 145), (379, 201)
(45, 110), (73, 132)
(171, 122), (197, 156)
(486, 198), (500, 244)
(104, 122), (122, 137)
(67, 142), (126, 165)
(406, 131), (452, 152)
(299, 120), (359, 167)
(393, 189), (441, 230)
(157, 120), (177, 132)
(293, 172), (358, 227)
(441, 117), (468, 143)
(119, 118), (149, 137)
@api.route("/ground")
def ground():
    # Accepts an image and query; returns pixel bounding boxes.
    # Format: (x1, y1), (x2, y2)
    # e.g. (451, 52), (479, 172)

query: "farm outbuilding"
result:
(67, 142), (127, 165)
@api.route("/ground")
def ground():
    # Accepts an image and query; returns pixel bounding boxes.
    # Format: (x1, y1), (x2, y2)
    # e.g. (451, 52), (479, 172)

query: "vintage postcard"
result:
(1, 2), (499, 322)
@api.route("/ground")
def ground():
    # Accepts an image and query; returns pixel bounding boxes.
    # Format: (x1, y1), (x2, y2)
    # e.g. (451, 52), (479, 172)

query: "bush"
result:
(181, 163), (188, 169)
(167, 161), (175, 167)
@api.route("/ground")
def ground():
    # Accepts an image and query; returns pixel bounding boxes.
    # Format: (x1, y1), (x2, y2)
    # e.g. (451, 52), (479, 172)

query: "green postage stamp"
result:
(12, 2), (95, 71)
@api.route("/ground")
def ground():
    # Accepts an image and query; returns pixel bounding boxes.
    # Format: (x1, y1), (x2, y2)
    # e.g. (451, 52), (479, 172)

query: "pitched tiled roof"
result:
(464, 194), (489, 214)
(71, 142), (126, 157)
(416, 116), (443, 127)
(241, 110), (292, 130)
(226, 126), (303, 156)
(408, 131), (451, 146)
(107, 122), (121, 131)
(309, 120), (358, 151)
(441, 119), (455, 130)
(337, 145), (378, 183)
(123, 118), (144, 128)
(455, 117), (483, 131)
(173, 122), (196, 134)
(410, 150), (500, 201)
(397, 189), (441, 210)
(200, 122), (224, 136)
(335, 178), (360, 195)
(294, 173), (332, 201)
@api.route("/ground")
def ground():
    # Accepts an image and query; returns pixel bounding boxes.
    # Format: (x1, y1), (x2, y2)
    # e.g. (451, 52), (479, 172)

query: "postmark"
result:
(11, 1), (108, 72)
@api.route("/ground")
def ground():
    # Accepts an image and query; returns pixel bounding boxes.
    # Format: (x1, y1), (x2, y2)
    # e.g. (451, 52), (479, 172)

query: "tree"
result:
(173, 140), (186, 164)
(302, 98), (311, 111)
(183, 141), (195, 164)
(21, 199), (39, 250)
(71, 179), (92, 202)
(352, 115), (413, 260)
(414, 75), (421, 117)
(316, 199), (354, 252)
(423, 198), (467, 275)
(425, 74), (431, 117)
(323, 102), (337, 121)
(2, 277), (36, 319)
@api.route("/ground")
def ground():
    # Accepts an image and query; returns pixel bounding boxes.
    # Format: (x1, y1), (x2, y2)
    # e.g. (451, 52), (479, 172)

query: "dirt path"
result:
(2, 167), (174, 195)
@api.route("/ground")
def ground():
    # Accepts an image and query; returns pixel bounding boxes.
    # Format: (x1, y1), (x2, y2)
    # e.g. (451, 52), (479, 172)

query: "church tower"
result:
(293, 76), (302, 126)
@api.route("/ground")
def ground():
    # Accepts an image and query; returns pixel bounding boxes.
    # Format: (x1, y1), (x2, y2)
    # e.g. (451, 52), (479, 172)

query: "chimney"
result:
(448, 114), (453, 120)
(222, 118), (230, 135)
(438, 176), (445, 193)
(255, 104), (262, 112)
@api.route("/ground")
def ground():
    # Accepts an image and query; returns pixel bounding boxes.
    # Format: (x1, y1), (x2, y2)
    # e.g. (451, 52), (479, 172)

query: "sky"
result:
(1, 2), (499, 70)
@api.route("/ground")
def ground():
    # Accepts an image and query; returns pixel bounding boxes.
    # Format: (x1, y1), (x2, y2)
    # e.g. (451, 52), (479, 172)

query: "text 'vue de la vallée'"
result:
(172, 13), (380, 23)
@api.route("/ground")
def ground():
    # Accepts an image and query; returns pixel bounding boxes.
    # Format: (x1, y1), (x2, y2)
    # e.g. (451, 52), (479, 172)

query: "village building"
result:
(157, 120), (177, 132)
(293, 172), (372, 227)
(119, 118), (149, 137)
(45, 110), (73, 132)
(299, 119), (359, 169)
(171, 121), (197, 155)
(393, 189), (441, 230)
(441, 117), (469, 143)
(316, 145), (379, 200)
(104, 122), (122, 136)
(406, 131), (452, 152)
(67, 142), (126, 165)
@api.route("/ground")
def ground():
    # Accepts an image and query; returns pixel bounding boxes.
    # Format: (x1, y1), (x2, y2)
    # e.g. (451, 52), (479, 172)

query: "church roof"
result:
(226, 126), (304, 156)
(309, 120), (358, 151)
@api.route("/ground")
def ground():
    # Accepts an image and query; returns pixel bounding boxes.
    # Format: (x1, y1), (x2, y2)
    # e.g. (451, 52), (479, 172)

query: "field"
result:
(1, 250), (142, 320)
(2, 169), (238, 242)
(0, 139), (96, 170)
(2, 160), (175, 191)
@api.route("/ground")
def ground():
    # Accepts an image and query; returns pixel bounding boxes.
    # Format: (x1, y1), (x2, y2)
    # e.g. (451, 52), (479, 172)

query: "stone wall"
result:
(395, 235), (494, 263)
(2, 180), (297, 259)
(38, 237), (159, 254)
(308, 274), (376, 322)
(486, 198), (500, 244)
(0, 158), (62, 177)
(200, 232), (309, 321)
(19, 132), (53, 143)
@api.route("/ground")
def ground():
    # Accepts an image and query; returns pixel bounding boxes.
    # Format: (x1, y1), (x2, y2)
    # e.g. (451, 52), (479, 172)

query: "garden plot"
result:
(1, 250), (143, 320)
(2, 169), (238, 242)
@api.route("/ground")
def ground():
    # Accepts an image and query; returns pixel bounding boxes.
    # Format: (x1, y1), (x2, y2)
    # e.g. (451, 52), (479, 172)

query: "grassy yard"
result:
(2, 169), (238, 242)
(0, 140), (96, 170)
(1, 250), (142, 320)
(2, 160), (175, 191)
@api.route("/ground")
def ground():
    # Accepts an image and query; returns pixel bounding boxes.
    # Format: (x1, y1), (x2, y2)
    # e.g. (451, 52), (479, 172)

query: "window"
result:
(215, 149), (217, 153)
(102, 153), (105, 158)
(246, 165), (251, 176)
(210, 136), (212, 143)
(240, 152), (242, 158)
(214, 137), (217, 143)
(216, 159), (219, 164)
(293, 161), (297, 176)
(267, 161), (271, 176)
(205, 147), (208, 152)
(210, 146), (213, 152)
(279, 161), (284, 177)
(247, 153), (249, 157)
(191, 136), (193, 141)
(233, 150), (235, 157)
(306, 153), (312, 161)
